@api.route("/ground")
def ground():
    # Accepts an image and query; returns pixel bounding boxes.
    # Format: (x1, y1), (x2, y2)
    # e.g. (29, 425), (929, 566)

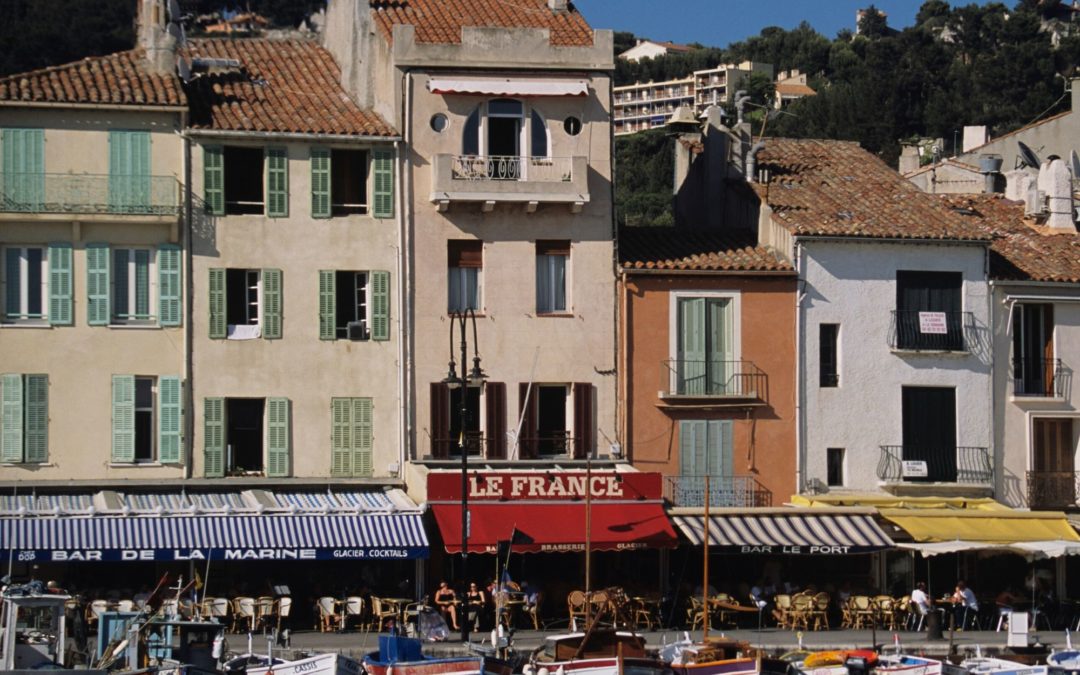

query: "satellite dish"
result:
(177, 57), (192, 84)
(1017, 140), (1041, 169)
(167, 21), (186, 46)
(167, 0), (183, 21)
(1070, 150), (1080, 178)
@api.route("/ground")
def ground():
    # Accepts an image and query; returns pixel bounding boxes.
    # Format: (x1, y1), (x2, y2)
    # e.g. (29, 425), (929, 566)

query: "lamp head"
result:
(442, 360), (461, 389)
(468, 357), (487, 386)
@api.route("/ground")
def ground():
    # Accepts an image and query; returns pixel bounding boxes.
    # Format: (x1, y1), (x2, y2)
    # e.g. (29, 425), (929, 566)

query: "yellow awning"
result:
(790, 494), (1008, 511)
(881, 510), (1080, 544)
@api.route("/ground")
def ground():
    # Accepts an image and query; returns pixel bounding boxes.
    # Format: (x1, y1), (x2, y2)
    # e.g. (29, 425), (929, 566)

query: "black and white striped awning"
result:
(670, 508), (895, 555)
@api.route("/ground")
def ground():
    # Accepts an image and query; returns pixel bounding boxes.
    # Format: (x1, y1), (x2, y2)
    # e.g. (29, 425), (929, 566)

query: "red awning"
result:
(431, 502), (678, 554)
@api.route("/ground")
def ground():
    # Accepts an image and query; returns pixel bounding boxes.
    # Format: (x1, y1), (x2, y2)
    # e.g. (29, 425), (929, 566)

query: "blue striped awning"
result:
(671, 508), (894, 555)
(0, 513), (428, 563)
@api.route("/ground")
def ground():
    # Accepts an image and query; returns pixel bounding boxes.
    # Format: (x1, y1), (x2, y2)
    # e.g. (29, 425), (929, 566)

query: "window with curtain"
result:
(536, 240), (569, 313)
(448, 240), (482, 313)
(113, 248), (153, 323)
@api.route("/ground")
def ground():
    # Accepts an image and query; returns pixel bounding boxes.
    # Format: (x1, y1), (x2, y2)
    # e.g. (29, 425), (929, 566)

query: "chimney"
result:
(978, 154), (1003, 194)
(668, 106), (703, 227)
(322, 0), (375, 109)
(702, 105), (732, 229)
(898, 145), (920, 175)
(137, 0), (177, 75)
(548, 0), (569, 14)
(1042, 158), (1075, 231)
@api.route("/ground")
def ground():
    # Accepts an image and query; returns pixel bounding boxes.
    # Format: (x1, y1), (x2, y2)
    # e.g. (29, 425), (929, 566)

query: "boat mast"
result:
(585, 456), (592, 629)
(703, 474), (710, 640)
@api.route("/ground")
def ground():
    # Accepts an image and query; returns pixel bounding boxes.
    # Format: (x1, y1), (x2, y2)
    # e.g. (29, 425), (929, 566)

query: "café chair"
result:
(317, 596), (341, 633)
(368, 597), (399, 634)
(345, 596), (365, 630)
(276, 597), (292, 633)
(232, 597), (256, 633)
(567, 590), (588, 630)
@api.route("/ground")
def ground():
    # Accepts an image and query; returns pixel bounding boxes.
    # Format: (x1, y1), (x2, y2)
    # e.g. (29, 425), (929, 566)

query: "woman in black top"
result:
(434, 580), (460, 630)
(465, 582), (486, 630)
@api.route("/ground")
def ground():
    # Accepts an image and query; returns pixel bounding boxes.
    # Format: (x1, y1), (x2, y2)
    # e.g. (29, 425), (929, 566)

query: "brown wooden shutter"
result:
(1043, 305), (1055, 396)
(430, 383), (451, 459)
(485, 382), (506, 459)
(448, 240), (483, 268)
(518, 383), (538, 459)
(573, 382), (594, 459)
(536, 240), (571, 256)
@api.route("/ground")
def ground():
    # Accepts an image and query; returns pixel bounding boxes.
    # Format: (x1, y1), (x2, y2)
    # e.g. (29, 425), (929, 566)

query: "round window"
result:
(563, 116), (583, 136)
(430, 113), (449, 133)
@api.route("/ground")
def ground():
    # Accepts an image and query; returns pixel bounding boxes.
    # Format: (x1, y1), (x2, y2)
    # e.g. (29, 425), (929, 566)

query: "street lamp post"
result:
(442, 309), (486, 644)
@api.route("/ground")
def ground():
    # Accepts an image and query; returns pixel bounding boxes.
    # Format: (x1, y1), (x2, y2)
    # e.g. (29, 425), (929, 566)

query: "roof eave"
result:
(0, 100), (187, 112)
(183, 128), (401, 143)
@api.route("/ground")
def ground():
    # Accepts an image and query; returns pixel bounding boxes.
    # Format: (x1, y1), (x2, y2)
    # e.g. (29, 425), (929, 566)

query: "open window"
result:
(226, 268), (261, 337)
(448, 240), (482, 313)
(223, 146), (265, 215)
(202, 396), (291, 478)
(336, 271), (368, 339)
(112, 248), (155, 324)
(460, 99), (550, 180)
(227, 398), (264, 475)
(208, 267), (281, 340)
(331, 149), (368, 215)
(448, 386), (482, 457)
(2, 246), (46, 322)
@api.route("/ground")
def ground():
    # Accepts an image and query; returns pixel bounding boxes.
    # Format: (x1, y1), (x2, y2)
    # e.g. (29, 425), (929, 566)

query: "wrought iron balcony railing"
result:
(433, 431), (486, 458)
(877, 445), (993, 484)
(518, 432), (575, 458)
(450, 155), (575, 182)
(0, 173), (180, 216)
(1027, 471), (1080, 510)
(888, 310), (973, 352)
(1013, 358), (1064, 397)
(660, 359), (765, 399)
(664, 475), (771, 507)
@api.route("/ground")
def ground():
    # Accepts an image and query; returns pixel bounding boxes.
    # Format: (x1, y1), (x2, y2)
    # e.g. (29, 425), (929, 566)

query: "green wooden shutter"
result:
(707, 298), (732, 394)
(311, 148), (331, 218)
(47, 242), (72, 325)
(262, 268), (282, 339)
(353, 397), (373, 477)
(109, 131), (151, 212)
(203, 145), (225, 215)
(86, 243), (111, 325)
(158, 244), (181, 327)
(319, 270), (336, 340)
(679, 419), (706, 477)
(370, 270), (389, 341)
(1, 374), (24, 462)
(331, 398), (352, 477)
(372, 148), (394, 219)
(203, 397), (225, 477)
(158, 376), (182, 464)
(111, 374), (135, 463)
(266, 147), (288, 217)
(23, 374), (47, 463)
(208, 268), (226, 339)
(266, 397), (290, 477)
(678, 298), (706, 395)
(2, 128), (44, 211)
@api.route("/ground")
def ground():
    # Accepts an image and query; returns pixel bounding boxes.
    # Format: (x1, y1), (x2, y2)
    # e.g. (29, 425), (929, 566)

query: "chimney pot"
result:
(548, 0), (569, 14)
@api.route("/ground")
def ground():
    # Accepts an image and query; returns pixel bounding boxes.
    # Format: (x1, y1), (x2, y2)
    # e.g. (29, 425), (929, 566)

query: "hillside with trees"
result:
(616, 0), (1080, 225)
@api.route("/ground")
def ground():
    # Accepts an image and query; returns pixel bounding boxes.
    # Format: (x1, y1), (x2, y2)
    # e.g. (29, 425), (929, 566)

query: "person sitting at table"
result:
(465, 582), (486, 631)
(910, 581), (931, 615)
(951, 580), (979, 629)
(434, 580), (460, 630)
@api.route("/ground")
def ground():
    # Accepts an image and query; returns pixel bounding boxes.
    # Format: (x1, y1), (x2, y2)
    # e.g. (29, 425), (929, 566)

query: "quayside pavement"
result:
(266, 628), (1076, 661)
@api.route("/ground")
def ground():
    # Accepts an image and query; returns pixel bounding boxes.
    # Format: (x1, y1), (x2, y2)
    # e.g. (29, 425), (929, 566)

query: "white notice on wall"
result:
(902, 461), (928, 478)
(918, 312), (947, 334)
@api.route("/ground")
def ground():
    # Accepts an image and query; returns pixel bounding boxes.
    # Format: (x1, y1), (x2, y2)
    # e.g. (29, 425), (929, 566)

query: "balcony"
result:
(877, 445), (993, 484)
(1013, 358), (1064, 397)
(659, 359), (766, 402)
(0, 173), (180, 218)
(664, 475), (771, 507)
(432, 432), (578, 459)
(430, 155), (589, 212)
(1027, 471), (1080, 510)
(888, 310), (973, 352)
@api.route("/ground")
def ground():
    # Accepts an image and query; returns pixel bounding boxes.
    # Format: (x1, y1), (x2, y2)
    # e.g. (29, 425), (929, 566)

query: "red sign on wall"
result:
(427, 471), (663, 502)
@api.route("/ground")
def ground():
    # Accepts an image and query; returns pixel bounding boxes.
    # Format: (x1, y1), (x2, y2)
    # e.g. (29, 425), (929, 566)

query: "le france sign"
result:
(426, 470), (663, 502)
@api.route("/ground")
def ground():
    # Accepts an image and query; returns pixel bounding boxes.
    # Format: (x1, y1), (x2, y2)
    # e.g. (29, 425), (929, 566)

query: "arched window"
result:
(460, 99), (548, 158)
(530, 109), (549, 158)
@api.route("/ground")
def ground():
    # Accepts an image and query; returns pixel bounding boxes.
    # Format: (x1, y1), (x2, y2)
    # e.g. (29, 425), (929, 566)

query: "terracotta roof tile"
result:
(938, 194), (1080, 283)
(619, 227), (793, 272)
(754, 138), (992, 242)
(369, 0), (594, 47)
(184, 38), (395, 137)
(0, 49), (185, 107)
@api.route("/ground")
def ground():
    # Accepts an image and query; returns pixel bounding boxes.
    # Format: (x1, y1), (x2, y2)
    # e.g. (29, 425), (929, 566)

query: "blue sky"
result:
(573, 1), (959, 48)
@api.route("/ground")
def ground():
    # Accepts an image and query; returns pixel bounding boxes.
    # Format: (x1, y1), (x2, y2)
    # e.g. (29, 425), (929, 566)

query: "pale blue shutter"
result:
(203, 145), (224, 215)
(86, 243), (111, 325)
(370, 270), (389, 341)
(353, 397), (373, 476)
(109, 131), (150, 212)
(266, 147), (288, 217)
(331, 398), (352, 477)
(158, 245), (181, 327)
(318, 270), (336, 340)
(679, 420), (707, 476)
(23, 374), (47, 463)
(203, 397), (225, 477)
(311, 148), (331, 218)
(372, 149), (394, 218)
(2, 128), (44, 211)
(111, 375), (135, 462)
(47, 242), (72, 325)
(262, 268), (282, 339)
(158, 376), (182, 463)
(707, 420), (734, 476)
(1, 374), (23, 462)
(265, 397), (290, 477)
(208, 268), (226, 339)
(678, 298), (706, 394)
(707, 298), (733, 395)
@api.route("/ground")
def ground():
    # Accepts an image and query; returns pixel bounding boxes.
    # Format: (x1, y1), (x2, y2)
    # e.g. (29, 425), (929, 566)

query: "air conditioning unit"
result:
(346, 320), (368, 341)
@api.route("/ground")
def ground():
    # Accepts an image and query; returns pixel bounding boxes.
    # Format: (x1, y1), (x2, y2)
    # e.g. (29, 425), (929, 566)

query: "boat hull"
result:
(363, 657), (511, 675)
(962, 657), (1048, 675)
(246, 652), (363, 675)
(877, 654), (945, 675)
(672, 658), (758, 675)
(531, 657), (670, 675)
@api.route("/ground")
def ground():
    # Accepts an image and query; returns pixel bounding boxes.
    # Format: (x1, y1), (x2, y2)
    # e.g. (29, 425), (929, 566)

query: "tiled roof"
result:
(754, 138), (992, 242)
(0, 49), (185, 107)
(775, 82), (816, 96)
(939, 194), (1080, 283)
(369, 0), (595, 47)
(619, 227), (793, 272)
(184, 38), (396, 137)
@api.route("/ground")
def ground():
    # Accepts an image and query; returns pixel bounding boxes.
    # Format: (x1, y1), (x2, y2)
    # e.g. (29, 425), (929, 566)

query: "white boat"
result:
(0, 586), (70, 670)
(876, 654), (945, 675)
(225, 650), (362, 675)
(1048, 650), (1080, 674)
(960, 656), (1048, 675)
